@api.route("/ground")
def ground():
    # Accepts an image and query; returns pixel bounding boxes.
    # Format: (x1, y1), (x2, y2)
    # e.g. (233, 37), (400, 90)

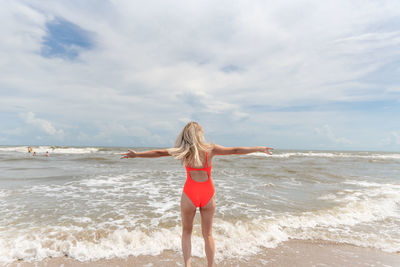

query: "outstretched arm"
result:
(121, 149), (171, 159)
(212, 144), (273, 156)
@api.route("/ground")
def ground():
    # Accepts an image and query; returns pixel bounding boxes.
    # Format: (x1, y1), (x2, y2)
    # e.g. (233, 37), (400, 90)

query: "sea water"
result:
(0, 146), (399, 264)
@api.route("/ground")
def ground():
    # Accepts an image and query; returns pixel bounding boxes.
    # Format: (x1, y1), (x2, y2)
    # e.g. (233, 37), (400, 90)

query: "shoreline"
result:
(4, 239), (400, 267)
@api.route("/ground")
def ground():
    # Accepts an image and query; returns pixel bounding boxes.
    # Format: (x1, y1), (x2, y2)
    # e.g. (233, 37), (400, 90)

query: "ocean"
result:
(0, 146), (399, 265)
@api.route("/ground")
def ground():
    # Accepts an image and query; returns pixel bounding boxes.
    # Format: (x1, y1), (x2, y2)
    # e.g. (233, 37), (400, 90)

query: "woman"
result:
(121, 122), (273, 267)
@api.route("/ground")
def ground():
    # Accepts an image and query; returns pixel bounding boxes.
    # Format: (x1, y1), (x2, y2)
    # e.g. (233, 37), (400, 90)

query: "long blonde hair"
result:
(169, 122), (211, 166)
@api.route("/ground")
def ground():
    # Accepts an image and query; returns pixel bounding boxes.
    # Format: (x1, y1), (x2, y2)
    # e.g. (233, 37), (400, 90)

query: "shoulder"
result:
(209, 144), (227, 157)
(211, 144), (227, 151)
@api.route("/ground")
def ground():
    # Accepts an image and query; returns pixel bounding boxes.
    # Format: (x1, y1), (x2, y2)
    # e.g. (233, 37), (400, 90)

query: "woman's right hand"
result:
(121, 149), (137, 159)
(261, 147), (273, 155)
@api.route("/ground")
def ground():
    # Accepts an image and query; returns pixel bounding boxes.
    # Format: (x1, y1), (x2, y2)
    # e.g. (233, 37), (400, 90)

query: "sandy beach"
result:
(4, 239), (400, 267)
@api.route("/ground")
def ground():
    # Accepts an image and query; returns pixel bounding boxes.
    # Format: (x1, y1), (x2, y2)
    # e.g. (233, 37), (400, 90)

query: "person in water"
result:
(121, 122), (273, 267)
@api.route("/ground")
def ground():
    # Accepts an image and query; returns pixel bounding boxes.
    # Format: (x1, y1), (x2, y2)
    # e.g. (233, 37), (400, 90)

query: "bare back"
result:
(187, 150), (213, 183)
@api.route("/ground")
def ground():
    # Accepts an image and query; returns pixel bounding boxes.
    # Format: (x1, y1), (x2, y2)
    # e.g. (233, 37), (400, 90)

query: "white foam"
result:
(0, 146), (99, 154)
(2, 166), (400, 265)
(277, 182), (400, 252)
(2, 189), (399, 265)
(80, 175), (125, 187)
(317, 193), (337, 200)
(248, 152), (271, 157)
(0, 190), (10, 198)
(281, 177), (302, 186)
(0, 146), (29, 153)
(1, 189), (399, 265)
(0, 218), (290, 264)
(344, 180), (400, 189)
(248, 151), (400, 160)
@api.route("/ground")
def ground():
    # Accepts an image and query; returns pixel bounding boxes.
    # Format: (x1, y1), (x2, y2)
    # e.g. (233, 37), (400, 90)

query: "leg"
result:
(181, 192), (197, 267)
(200, 196), (216, 267)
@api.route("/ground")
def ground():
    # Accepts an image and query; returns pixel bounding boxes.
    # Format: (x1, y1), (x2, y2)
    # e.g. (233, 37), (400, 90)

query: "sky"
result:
(0, 0), (400, 151)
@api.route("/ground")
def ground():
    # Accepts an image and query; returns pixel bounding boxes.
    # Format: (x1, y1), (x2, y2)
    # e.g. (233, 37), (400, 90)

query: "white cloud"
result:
(315, 125), (352, 145)
(1, 1), (400, 148)
(0, 127), (23, 136)
(386, 86), (400, 93)
(380, 131), (400, 146)
(23, 112), (64, 137)
(3, 0), (397, 106)
(393, 132), (400, 145)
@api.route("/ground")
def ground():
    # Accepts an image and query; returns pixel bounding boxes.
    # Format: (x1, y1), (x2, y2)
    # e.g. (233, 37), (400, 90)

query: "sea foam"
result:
(1, 180), (399, 264)
(248, 151), (400, 160)
(0, 146), (99, 154)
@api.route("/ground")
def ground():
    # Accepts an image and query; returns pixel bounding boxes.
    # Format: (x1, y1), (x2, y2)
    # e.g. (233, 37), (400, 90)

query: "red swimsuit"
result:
(183, 152), (215, 208)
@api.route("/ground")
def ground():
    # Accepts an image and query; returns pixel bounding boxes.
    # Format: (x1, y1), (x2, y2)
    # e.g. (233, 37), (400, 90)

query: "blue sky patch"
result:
(221, 64), (242, 73)
(41, 17), (94, 60)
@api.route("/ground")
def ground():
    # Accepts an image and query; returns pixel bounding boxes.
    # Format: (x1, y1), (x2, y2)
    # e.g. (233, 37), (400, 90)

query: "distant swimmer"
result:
(46, 151), (49, 157)
(33, 152), (37, 156)
(28, 146), (33, 153)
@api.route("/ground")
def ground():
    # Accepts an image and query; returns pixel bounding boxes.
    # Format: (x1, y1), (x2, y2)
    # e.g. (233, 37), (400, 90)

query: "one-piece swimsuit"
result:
(183, 152), (215, 208)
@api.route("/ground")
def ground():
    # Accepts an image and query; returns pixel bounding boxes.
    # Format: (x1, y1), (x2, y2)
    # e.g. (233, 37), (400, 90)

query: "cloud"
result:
(0, 127), (23, 136)
(315, 125), (352, 145)
(7, 0), (396, 107)
(0, 1), (400, 149)
(221, 65), (243, 73)
(380, 131), (400, 146)
(391, 132), (400, 145)
(386, 86), (400, 93)
(23, 112), (64, 137)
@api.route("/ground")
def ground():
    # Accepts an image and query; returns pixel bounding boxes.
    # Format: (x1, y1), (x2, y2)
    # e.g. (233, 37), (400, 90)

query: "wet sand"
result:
(4, 239), (400, 267)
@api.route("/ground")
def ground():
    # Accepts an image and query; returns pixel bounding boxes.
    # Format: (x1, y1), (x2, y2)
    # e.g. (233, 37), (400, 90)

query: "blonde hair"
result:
(169, 122), (211, 166)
